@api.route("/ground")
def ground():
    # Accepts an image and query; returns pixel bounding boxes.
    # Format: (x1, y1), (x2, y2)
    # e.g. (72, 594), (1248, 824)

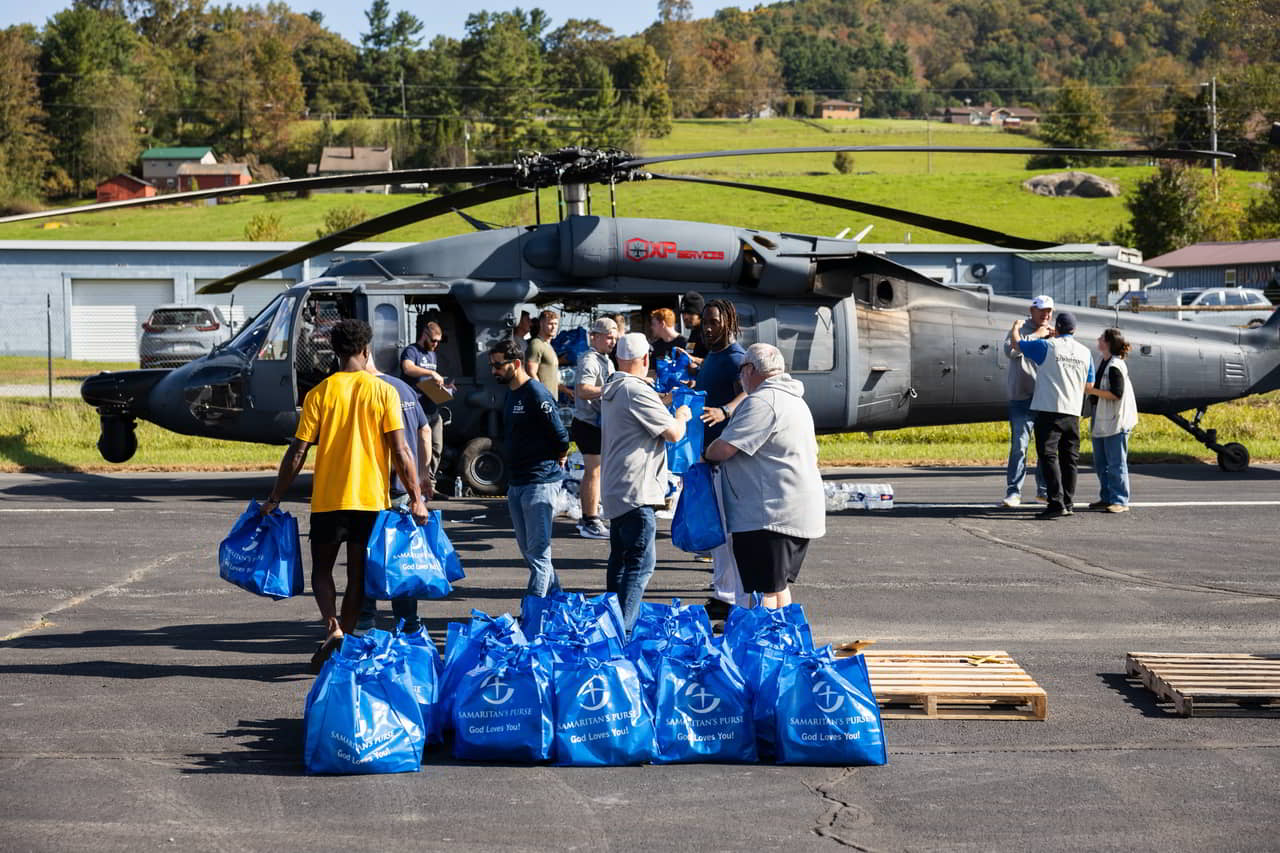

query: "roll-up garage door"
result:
(70, 279), (175, 360)
(195, 279), (294, 333)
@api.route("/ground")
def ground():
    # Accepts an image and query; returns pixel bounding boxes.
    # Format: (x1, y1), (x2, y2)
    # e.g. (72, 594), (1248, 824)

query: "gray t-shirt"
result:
(1003, 318), (1042, 401)
(599, 372), (677, 519)
(718, 374), (826, 539)
(573, 348), (613, 426)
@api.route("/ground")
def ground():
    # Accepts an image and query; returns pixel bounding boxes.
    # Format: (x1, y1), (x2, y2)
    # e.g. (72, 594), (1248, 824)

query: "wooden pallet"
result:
(1126, 652), (1280, 716)
(829, 648), (1048, 721)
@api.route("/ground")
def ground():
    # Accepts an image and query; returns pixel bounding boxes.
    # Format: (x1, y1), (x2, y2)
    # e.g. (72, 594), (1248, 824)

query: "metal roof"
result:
(141, 147), (213, 160)
(1145, 240), (1280, 268)
(1015, 252), (1102, 263)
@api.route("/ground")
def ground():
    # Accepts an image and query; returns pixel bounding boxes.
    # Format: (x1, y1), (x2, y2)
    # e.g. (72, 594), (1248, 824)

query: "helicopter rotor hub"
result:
(511, 147), (650, 190)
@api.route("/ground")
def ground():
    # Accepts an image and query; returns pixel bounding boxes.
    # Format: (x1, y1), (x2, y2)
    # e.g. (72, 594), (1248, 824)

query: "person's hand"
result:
(423, 479), (435, 501)
(700, 406), (726, 426)
(659, 391), (674, 406)
(409, 496), (429, 525)
(675, 405), (692, 421)
(261, 497), (279, 515)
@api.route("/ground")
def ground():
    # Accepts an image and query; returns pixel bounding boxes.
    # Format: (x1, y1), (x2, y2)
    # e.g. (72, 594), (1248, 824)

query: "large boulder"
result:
(1022, 171), (1121, 198)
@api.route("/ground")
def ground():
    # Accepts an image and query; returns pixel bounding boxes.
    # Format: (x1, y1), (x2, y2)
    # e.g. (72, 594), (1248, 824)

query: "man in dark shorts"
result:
(263, 319), (427, 672)
(570, 317), (617, 539)
(704, 343), (825, 609)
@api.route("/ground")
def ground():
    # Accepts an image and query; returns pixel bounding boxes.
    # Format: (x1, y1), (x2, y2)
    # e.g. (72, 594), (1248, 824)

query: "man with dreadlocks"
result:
(693, 297), (750, 619)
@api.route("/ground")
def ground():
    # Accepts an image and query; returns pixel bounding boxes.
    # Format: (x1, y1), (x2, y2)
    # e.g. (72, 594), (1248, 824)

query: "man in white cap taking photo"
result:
(1000, 295), (1054, 507)
(600, 332), (692, 633)
(571, 316), (618, 539)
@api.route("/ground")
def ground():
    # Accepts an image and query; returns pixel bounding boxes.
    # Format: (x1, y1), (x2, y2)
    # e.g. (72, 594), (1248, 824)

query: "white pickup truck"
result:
(1145, 287), (1275, 327)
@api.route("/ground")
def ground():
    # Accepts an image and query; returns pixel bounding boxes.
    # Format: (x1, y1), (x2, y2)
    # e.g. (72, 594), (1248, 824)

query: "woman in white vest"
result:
(1086, 328), (1139, 513)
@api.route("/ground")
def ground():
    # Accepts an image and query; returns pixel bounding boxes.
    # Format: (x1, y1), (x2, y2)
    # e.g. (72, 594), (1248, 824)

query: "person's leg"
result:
(390, 597), (420, 632)
(521, 481), (560, 597)
(1109, 431), (1131, 506)
(1061, 415), (1080, 511)
(709, 467), (748, 607)
(1005, 399), (1032, 498)
(580, 452), (601, 520)
(338, 536), (366, 634)
(606, 515), (624, 595)
(1092, 435), (1111, 505)
(1035, 413), (1064, 510)
(428, 414), (444, 484)
(614, 507), (656, 634)
(508, 484), (529, 561)
(310, 540), (342, 637)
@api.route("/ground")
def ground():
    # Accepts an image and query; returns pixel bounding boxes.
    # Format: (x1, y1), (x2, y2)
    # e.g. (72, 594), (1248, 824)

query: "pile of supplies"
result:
(822, 482), (895, 512)
(303, 593), (887, 774)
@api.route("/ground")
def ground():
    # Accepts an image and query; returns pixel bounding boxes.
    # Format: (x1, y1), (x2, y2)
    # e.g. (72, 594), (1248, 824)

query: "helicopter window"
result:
(776, 304), (834, 372)
(257, 295), (296, 360)
(224, 294), (284, 357)
(733, 303), (758, 346)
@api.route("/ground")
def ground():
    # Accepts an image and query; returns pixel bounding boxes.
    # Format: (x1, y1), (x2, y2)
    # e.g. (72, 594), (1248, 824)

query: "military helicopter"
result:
(3, 144), (1276, 491)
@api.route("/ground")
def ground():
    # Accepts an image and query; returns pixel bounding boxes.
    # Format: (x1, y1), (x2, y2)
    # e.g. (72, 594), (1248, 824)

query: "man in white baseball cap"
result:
(1000, 295), (1054, 507)
(599, 332), (691, 632)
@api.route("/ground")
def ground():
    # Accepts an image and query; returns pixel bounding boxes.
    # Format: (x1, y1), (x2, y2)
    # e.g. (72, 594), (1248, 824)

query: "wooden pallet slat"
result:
(825, 647), (1048, 721)
(1126, 652), (1280, 716)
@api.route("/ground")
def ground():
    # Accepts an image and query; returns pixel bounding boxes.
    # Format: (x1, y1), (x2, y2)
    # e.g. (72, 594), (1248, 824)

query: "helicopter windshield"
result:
(224, 294), (291, 360)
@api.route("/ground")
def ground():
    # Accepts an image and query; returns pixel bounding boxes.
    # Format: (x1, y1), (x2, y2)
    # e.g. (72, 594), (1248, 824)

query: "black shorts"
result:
(309, 510), (379, 546)
(731, 529), (810, 594)
(571, 419), (602, 455)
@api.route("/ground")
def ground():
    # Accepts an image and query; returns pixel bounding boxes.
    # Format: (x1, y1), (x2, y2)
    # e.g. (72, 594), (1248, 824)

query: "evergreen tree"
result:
(1113, 162), (1209, 258)
(1033, 79), (1112, 168)
(360, 0), (423, 116)
(0, 26), (54, 200)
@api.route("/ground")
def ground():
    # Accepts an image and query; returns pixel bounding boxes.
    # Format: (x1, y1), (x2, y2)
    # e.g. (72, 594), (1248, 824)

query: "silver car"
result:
(139, 304), (232, 368)
(1178, 288), (1275, 327)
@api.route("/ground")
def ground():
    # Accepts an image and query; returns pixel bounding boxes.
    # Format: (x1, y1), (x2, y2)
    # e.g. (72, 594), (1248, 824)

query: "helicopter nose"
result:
(80, 369), (170, 416)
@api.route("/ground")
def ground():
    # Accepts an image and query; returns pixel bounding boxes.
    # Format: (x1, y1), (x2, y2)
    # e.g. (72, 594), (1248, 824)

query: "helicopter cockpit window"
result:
(256, 295), (296, 360)
(776, 304), (834, 372)
(734, 304), (758, 346)
(224, 294), (284, 358)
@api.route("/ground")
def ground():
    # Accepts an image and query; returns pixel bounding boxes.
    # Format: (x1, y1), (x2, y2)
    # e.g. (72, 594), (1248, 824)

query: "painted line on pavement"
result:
(895, 500), (1280, 509)
(0, 507), (115, 512)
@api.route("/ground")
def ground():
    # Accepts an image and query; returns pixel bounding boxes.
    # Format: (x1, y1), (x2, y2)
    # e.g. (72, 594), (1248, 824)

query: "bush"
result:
(244, 213), (283, 241)
(317, 203), (369, 238)
(833, 151), (856, 174)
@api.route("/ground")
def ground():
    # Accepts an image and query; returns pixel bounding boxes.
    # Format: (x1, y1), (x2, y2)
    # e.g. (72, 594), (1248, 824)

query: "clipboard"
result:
(418, 378), (454, 404)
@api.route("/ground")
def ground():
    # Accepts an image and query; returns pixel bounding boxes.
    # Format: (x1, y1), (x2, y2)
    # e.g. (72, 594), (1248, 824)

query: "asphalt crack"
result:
(807, 766), (886, 851)
(954, 521), (1280, 601)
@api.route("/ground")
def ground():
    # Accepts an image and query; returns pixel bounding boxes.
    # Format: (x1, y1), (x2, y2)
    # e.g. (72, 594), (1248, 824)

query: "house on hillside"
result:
(96, 174), (156, 204)
(176, 162), (252, 192)
(1146, 240), (1280, 297)
(818, 99), (861, 119)
(307, 146), (395, 194)
(141, 147), (217, 192)
(990, 106), (1040, 130)
(932, 105), (978, 124)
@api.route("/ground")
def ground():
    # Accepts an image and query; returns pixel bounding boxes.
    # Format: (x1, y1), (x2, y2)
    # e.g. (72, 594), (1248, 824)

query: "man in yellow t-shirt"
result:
(263, 318), (427, 672)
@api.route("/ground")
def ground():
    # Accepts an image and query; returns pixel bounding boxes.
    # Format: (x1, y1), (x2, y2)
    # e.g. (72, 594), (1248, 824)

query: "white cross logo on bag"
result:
(481, 674), (514, 705)
(686, 683), (721, 714)
(813, 681), (845, 714)
(577, 675), (610, 711)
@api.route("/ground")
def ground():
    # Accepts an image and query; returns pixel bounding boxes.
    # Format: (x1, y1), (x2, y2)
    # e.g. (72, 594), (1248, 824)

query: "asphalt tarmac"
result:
(2, 464), (1278, 852)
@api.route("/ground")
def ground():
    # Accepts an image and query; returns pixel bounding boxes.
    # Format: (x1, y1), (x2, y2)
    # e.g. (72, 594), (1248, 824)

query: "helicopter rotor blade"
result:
(0, 165), (516, 225)
(194, 180), (527, 294)
(648, 173), (1057, 250)
(625, 145), (1232, 170)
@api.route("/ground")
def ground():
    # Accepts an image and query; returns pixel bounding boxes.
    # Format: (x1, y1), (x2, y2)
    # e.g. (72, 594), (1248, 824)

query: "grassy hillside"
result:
(0, 119), (1261, 247)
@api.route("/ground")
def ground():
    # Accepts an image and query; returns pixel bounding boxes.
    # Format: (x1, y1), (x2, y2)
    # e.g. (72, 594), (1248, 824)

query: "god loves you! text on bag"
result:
(670, 462), (726, 553)
(453, 642), (554, 763)
(365, 508), (452, 600)
(553, 657), (656, 766)
(773, 650), (887, 767)
(218, 500), (303, 600)
(653, 645), (757, 764)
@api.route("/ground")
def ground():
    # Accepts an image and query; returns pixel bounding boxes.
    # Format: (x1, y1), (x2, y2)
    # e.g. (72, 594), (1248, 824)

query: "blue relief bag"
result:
(670, 462), (726, 553)
(552, 327), (590, 366)
(436, 612), (527, 737)
(303, 651), (426, 775)
(653, 646), (757, 764)
(425, 510), (464, 582)
(391, 625), (444, 744)
(218, 500), (304, 600)
(522, 592), (627, 663)
(453, 643), (554, 763)
(656, 349), (693, 392)
(553, 657), (657, 767)
(773, 650), (887, 767)
(666, 387), (706, 475)
(365, 509), (452, 600)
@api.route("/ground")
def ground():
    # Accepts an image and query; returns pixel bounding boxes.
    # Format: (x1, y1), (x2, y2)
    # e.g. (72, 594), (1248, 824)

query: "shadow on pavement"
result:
(1098, 672), (1175, 718)
(1, 619), (318, 655)
(0, 658), (310, 683)
(184, 717), (305, 776)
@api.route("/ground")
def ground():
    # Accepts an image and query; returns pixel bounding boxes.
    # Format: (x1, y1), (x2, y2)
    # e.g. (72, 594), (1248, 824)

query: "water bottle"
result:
(454, 476), (464, 498)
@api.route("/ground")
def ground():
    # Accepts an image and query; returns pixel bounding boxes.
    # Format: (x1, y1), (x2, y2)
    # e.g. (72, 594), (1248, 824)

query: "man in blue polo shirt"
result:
(1011, 311), (1095, 520)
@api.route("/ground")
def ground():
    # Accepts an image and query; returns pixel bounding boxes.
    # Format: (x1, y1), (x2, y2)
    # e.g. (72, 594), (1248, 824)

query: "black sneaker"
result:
(1035, 506), (1067, 520)
(1087, 501), (1108, 510)
(704, 597), (731, 620)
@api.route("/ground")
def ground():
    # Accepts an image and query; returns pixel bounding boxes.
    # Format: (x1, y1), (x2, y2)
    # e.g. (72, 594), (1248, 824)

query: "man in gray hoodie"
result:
(600, 332), (691, 632)
(705, 343), (825, 609)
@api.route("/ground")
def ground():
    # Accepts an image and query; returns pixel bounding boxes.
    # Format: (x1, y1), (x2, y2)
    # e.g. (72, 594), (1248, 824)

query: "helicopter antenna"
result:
(854, 224), (874, 241)
(833, 228), (851, 239)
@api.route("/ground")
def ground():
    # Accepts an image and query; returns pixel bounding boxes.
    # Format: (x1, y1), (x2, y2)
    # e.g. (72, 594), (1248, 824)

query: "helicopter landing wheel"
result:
(97, 416), (138, 463)
(458, 436), (506, 496)
(1217, 442), (1250, 473)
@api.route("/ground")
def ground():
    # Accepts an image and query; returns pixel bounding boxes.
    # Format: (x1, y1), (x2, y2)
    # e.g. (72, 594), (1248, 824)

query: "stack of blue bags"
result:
(302, 593), (887, 773)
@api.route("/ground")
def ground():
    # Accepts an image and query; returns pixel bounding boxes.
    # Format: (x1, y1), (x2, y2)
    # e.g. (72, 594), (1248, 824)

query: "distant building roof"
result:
(1146, 240), (1280, 268)
(176, 163), (251, 175)
(1016, 252), (1103, 263)
(141, 146), (214, 160)
(819, 99), (858, 108)
(316, 146), (394, 173)
(98, 173), (154, 188)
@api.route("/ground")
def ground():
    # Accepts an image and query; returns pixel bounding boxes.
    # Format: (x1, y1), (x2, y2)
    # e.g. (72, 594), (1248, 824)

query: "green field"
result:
(0, 118), (1262, 247)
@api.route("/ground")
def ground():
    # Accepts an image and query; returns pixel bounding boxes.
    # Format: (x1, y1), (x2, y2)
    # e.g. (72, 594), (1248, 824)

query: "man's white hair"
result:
(745, 342), (785, 377)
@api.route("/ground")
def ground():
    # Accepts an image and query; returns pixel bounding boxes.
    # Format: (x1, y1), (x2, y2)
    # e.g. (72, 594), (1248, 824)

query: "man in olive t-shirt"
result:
(524, 308), (561, 397)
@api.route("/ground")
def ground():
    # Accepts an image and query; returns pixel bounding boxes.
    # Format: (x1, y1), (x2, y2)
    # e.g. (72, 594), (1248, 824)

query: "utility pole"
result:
(400, 71), (407, 117)
(1202, 76), (1219, 199)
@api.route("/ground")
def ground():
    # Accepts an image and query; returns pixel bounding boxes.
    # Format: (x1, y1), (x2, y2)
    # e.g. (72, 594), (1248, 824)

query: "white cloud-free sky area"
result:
(1, 0), (723, 43)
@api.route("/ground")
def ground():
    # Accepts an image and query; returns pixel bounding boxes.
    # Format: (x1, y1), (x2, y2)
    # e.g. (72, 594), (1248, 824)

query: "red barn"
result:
(176, 163), (252, 192)
(96, 174), (157, 204)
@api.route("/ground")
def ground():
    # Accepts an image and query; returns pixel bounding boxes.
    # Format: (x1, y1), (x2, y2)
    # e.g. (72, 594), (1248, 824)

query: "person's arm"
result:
(703, 437), (739, 462)
(387, 427), (427, 522)
(661, 406), (692, 442)
(417, 423), (434, 500)
(262, 438), (312, 512)
(700, 389), (747, 426)
(709, 396), (774, 462)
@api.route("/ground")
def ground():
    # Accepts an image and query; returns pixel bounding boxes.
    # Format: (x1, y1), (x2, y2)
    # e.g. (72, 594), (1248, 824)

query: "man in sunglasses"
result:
(489, 339), (571, 599)
(401, 316), (450, 493)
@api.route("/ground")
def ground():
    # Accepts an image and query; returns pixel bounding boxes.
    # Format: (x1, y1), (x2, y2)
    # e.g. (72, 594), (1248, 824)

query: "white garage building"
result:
(0, 241), (409, 360)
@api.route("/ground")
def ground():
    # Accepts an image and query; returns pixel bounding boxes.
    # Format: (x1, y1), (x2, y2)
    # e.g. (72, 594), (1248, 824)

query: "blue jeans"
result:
(508, 481), (561, 598)
(1006, 398), (1046, 498)
(607, 506), (656, 635)
(1092, 431), (1131, 506)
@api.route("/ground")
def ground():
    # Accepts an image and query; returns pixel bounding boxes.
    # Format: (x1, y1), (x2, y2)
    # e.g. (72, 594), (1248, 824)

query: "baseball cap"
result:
(590, 317), (617, 334)
(616, 332), (650, 360)
(680, 291), (705, 315)
(1055, 311), (1077, 334)
(1031, 295), (1055, 310)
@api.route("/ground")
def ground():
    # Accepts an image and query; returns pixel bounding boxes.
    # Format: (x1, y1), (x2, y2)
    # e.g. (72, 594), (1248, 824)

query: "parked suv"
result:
(1177, 288), (1274, 327)
(139, 304), (232, 368)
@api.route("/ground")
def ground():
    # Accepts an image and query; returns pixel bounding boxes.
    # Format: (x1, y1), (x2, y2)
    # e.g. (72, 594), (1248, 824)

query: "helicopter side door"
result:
(767, 300), (850, 432)
(246, 291), (301, 438)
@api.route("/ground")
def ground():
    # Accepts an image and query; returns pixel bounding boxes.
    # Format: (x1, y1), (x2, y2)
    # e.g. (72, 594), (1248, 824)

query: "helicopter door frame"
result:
(246, 290), (301, 420)
(753, 297), (853, 433)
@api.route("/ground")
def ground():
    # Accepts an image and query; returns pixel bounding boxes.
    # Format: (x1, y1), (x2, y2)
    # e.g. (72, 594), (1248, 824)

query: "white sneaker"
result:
(576, 518), (610, 539)
(1000, 494), (1021, 507)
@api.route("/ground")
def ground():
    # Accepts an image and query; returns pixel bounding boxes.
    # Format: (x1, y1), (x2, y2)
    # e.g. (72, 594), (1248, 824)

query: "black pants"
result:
(1034, 412), (1080, 511)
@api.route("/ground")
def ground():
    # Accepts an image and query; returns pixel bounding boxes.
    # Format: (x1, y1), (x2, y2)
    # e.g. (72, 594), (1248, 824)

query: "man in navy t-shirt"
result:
(400, 317), (448, 493)
(489, 339), (571, 599)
